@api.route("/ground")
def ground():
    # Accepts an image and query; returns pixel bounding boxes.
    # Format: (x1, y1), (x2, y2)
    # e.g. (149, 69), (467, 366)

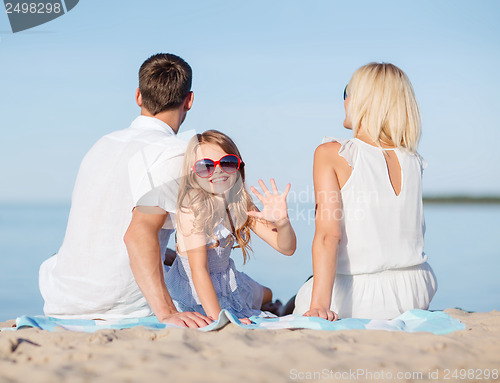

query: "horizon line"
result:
(1, 194), (500, 206)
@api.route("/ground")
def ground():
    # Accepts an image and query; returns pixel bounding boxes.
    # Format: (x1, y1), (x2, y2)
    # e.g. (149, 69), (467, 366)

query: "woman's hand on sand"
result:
(304, 307), (339, 321)
(248, 179), (291, 224)
(160, 311), (213, 328)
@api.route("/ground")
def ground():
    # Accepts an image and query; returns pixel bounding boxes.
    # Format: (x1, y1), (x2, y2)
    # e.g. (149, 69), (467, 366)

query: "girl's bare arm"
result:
(178, 210), (221, 320)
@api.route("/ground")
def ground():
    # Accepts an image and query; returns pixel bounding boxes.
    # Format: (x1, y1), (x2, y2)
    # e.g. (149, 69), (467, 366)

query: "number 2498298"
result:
(5, 2), (62, 14)
(443, 369), (498, 380)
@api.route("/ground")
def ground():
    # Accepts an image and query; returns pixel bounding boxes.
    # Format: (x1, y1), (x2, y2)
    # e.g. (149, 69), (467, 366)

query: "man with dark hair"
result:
(138, 53), (193, 115)
(39, 54), (211, 328)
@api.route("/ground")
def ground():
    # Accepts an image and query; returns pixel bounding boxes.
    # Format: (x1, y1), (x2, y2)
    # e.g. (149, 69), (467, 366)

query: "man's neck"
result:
(140, 108), (183, 134)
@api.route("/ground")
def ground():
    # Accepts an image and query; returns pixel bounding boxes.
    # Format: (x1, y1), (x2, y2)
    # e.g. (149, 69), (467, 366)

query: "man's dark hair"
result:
(138, 53), (192, 115)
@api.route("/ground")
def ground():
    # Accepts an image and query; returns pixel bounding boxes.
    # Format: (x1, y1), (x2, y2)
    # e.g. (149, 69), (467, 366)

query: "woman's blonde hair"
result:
(177, 130), (254, 262)
(346, 62), (421, 153)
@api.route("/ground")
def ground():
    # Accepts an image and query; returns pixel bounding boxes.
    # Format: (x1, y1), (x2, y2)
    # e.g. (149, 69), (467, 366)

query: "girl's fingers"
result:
(270, 178), (278, 194)
(250, 186), (264, 202)
(283, 183), (291, 198)
(258, 179), (271, 196)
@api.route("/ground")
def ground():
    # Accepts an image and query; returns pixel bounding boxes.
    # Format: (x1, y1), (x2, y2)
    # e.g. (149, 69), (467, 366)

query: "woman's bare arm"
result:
(304, 143), (343, 321)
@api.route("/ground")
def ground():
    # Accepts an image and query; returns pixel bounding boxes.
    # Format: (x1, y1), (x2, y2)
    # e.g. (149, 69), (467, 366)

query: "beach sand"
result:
(0, 309), (499, 383)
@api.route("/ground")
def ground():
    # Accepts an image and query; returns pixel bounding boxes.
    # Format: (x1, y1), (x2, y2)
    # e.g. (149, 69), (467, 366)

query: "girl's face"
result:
(193, 143), (239, 195)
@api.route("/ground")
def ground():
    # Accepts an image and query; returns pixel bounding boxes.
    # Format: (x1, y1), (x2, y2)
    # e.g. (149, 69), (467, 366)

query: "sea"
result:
(0, 203), (499, 322)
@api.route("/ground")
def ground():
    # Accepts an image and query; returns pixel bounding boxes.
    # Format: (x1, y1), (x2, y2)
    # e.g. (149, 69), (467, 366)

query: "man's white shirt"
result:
(39, 116), (188, 319)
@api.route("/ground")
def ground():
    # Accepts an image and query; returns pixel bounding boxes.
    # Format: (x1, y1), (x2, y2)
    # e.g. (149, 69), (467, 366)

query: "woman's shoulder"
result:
(321, 136), (353, 145)
(315, 140), (341, 157)
(396, 147), (428, 174)
(414, 151), (428, 171)
(316, 136), (358, 168)
(316, 136), (351, 155)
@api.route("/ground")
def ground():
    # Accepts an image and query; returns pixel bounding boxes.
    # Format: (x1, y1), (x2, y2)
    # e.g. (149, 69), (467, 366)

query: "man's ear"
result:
(184, 91), (194, 111)
(135, 88), (142, 107)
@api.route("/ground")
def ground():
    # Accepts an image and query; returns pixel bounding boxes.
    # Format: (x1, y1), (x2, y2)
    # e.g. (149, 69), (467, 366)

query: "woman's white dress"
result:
(293, 137), (437, 319)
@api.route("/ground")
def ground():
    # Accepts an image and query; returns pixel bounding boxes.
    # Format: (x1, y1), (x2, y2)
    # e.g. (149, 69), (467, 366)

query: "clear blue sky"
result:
(1, 0), (499, 203)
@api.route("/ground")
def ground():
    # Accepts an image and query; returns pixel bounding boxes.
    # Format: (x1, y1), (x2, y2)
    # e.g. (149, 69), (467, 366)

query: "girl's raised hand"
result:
(248, 179), (291, 224)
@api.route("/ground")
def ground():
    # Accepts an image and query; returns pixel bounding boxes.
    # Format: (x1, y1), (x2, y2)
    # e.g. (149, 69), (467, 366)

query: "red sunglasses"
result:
(192, 154), (244, 178)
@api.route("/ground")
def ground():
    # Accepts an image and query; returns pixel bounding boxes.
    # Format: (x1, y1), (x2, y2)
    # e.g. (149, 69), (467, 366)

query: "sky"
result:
(1, 0), (499, 203)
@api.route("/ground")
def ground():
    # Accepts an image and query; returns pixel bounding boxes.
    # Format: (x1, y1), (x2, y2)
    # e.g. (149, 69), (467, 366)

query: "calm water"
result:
(0, 203), (499, 322)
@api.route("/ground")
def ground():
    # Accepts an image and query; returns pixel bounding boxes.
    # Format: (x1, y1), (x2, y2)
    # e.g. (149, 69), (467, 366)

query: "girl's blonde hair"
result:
(177, 130), (254, 262)
(346, 63), (421, 153)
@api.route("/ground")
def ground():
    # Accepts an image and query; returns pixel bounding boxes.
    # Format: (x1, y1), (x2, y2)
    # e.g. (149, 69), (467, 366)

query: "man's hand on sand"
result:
(160, 311), (212, 328)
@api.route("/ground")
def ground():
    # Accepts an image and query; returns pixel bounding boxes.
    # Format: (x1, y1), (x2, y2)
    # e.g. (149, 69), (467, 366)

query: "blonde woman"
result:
(294, 63), (437, 320)
(165, 130), (296, 323)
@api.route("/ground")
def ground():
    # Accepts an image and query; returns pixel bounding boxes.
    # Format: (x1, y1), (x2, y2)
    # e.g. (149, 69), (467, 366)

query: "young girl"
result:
(165, 130), (296, 322)
(293, 62), (437, 320)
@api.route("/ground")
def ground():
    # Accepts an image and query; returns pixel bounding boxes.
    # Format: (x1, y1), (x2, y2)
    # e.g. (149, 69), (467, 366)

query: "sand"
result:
(0, 309), (499, 383)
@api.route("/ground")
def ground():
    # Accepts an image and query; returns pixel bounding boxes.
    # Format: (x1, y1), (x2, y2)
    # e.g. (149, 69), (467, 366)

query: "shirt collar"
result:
(131, 115), (176, 136)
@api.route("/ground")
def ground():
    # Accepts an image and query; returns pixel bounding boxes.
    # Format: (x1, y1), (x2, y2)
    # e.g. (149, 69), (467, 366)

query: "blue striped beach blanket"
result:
(3, 309), (464, 335)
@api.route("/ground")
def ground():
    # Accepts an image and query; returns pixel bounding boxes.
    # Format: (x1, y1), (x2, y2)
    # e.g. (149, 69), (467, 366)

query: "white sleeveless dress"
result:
(293, 137), (437, 319)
